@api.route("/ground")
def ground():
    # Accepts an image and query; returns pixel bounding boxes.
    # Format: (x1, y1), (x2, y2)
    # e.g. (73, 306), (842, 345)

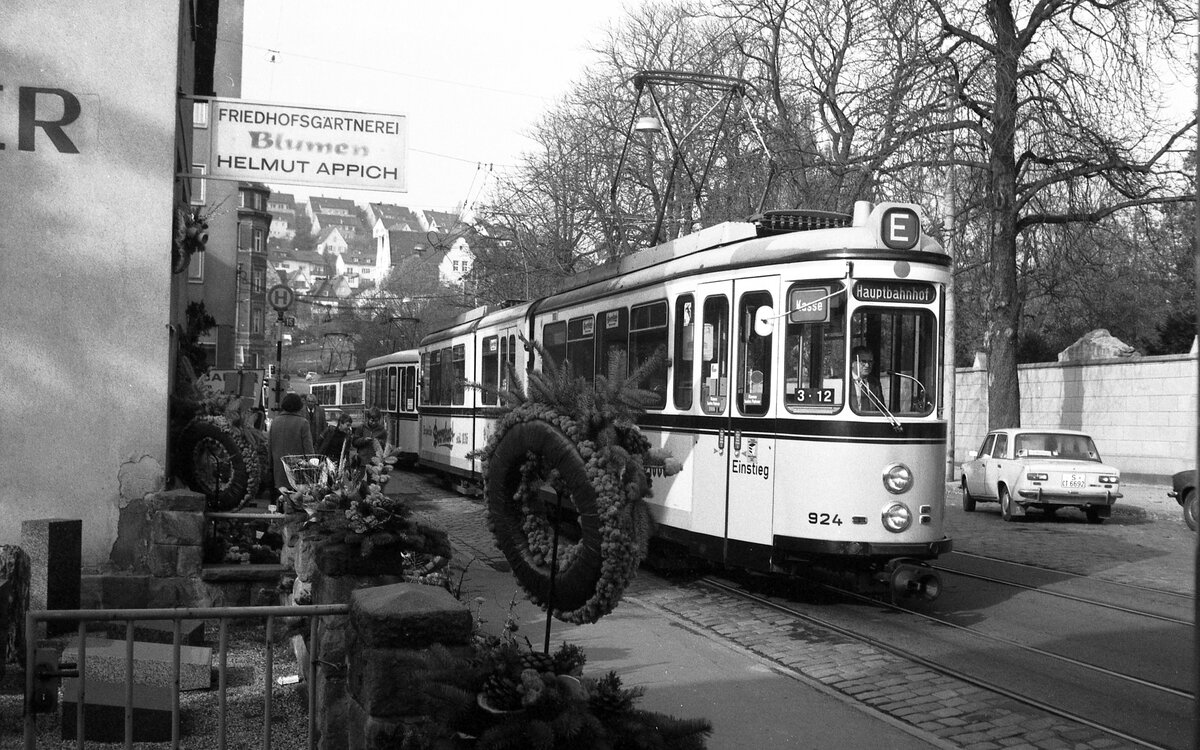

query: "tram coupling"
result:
(883, 557), (942, 603)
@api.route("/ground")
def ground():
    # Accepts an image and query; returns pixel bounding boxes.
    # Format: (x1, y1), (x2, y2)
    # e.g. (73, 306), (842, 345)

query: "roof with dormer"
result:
(370, 202), (422, 228)
(423, 209), (467, 234)
(309, 195), (359, 216)
(268, 192), (296, 211)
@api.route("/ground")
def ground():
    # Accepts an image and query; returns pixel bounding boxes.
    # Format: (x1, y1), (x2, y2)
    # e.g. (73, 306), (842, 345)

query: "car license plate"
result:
(1062, 473), (1085, 489)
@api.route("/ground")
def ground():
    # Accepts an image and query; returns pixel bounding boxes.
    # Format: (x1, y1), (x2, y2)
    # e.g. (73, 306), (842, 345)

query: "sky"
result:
(239, 0), (633, 214)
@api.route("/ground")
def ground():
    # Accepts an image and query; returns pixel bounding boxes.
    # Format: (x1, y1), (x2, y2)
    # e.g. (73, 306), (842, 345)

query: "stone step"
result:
(200, 563), (288, 582)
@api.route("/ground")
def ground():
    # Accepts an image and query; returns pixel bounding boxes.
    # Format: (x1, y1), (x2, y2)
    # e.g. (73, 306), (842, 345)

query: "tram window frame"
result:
(848, 305), (937, 417)
(388, 366), (399, 412)
(737, 291), (772, 416)
(783, 283), (846, 413)
(451, 344), (466, 405)
(630, 301), (668, 408)
(425, 349), (441, 405)
(700, 294), (729, 415)
(402, 365), (416, 412)
(567, 315), (597, 384)
(673, 294), (695, 410)
(543, 321), (568, 370)
(312, 384), (336, 406)
(481, 335), (500, 405)
(342, 378), (364, 407)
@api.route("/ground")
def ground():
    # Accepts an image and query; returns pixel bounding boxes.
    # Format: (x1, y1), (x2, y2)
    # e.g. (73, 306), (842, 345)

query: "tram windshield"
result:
(783, 283), (937, 417)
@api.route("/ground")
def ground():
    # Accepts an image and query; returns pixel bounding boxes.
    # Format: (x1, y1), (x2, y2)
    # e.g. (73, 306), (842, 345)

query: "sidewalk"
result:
(389, 471), (954, 750)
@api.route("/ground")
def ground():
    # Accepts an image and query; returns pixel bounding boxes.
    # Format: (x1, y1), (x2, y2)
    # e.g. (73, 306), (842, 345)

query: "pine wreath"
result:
(477, 342), (661, 625)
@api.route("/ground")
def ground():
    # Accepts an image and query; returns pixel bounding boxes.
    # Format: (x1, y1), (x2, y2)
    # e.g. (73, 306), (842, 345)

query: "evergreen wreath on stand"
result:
(475, 339), (676, 626)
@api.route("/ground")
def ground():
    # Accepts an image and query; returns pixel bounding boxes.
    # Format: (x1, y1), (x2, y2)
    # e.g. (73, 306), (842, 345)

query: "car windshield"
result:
(1014, 433), (1101, 462)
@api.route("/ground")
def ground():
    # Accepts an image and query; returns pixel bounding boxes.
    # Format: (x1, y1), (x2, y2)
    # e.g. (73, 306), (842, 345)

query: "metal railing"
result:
(24, 603), (350, 750)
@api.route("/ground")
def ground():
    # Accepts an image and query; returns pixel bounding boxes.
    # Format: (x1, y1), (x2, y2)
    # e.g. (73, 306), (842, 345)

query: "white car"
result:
(961, 428), (1122, 523)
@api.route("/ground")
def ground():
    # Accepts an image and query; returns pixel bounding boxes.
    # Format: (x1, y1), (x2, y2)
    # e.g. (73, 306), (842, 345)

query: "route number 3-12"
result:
(807, 512), (842, 526)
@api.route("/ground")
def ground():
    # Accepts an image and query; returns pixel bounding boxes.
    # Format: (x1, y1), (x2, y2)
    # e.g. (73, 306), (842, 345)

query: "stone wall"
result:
(953, 351), (1197, 482)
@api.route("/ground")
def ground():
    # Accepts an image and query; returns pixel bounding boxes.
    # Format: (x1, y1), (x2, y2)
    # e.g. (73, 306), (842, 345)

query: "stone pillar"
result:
(21, 518), (82, 636)
(345, 584), (473, 750)
(310, 541), (407, 750)
(145, 490), (206, 579)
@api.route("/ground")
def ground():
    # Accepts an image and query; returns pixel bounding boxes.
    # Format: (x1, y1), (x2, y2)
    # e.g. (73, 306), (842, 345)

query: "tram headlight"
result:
(882, 503), (913, 533)
(882, 462), (913, 494)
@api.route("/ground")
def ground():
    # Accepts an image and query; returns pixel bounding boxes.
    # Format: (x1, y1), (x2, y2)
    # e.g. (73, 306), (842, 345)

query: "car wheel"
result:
(1184, 490), (1198, 532)
(1085, 507), (1104, 525)
(999, 486), (1014, 522)
(961, 479), (976, 512)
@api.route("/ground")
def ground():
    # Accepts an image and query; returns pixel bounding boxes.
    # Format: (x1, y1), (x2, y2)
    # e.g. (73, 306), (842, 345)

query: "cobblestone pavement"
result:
(399, 474), (1195, 750)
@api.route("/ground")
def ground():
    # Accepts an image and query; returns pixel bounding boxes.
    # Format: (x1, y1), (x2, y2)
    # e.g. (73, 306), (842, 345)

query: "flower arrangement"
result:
(416, 612), (711, 749)
(474, 341), (679, 625)
(277, 444), (452, 583)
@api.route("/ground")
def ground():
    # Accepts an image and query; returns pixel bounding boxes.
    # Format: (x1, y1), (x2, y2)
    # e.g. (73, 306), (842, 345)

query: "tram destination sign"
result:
(852, 281), (935, 304)
(204, 98), (407, 192)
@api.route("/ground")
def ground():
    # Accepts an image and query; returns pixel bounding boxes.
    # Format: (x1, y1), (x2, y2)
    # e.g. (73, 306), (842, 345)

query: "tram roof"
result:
(364, 350), (419, 368)
(419, 201), (945, 347)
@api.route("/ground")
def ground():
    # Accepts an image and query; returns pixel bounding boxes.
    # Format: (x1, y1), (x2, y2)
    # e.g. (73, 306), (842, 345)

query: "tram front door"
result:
(693, 277), (777, 563)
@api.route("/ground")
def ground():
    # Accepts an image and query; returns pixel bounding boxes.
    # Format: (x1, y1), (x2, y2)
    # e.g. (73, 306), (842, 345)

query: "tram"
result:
(364, 350), (421, 465)
(417, 201), (951, 598)
(308, 369), (366, 423)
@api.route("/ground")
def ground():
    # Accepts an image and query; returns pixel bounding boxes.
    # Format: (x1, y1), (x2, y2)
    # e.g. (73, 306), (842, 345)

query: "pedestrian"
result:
(849, 345), (884, 412)
(318, 412), (355, 466)
(268, 393), (314, 492)
(352, 406), (388, 464)
(304, 393), (327, 442)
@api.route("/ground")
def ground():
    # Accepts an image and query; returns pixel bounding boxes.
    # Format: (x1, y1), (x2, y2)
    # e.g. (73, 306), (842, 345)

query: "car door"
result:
(966, 434), (996, 500)
(985, 432), (1010, 498)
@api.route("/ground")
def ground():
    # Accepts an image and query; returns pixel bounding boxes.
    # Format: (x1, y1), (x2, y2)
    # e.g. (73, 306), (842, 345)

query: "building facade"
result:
(0, 0), (237, 563)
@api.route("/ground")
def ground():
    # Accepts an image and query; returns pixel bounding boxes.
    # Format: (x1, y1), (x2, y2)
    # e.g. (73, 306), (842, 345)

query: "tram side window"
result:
(425, 350), (441, 405)
(343, 379), (364, 407)
(849, 306), (936, 417)
(567, 316), (596, 385)
(312, 384), (336, 406)
(673, 295), (694, 410)
(388, 367), (399, 412)
(700, 295), (729, 414)
(737, 291), (772, 416)
(451, 344), (466, 405)
(783, 283), (846, 412)
(481, 336), (499, 405)
(630, 301), (667, 408)
(597, 308), (629, 381)
(543, 321), (567, 370)
(402, 365), (416, 412)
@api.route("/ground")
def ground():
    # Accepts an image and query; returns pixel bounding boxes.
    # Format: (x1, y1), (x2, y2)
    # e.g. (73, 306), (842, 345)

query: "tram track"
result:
(693, 571), (1189, 750)
(948, 549), (1196, 602)
(930, 552), (1194, 628)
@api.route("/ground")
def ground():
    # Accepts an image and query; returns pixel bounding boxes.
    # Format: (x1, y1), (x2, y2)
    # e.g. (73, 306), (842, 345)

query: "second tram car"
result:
(417, 201), (951, 598)
(364, 350), (421, 465)
(309, 370), (366, 424)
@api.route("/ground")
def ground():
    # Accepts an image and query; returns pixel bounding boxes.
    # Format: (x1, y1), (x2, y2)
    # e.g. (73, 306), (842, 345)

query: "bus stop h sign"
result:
(268, 284), (295, 312)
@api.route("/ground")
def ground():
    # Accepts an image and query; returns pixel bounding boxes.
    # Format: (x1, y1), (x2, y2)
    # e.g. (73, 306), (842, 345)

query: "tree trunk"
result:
(984, 0), (1022, 429)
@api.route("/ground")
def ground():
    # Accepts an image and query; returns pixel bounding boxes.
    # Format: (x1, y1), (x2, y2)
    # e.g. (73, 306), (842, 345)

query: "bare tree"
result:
(932, 0), (1196, 428)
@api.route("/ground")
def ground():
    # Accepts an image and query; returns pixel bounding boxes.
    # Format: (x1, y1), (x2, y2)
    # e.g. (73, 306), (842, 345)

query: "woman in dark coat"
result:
(268, 393), (314, 491)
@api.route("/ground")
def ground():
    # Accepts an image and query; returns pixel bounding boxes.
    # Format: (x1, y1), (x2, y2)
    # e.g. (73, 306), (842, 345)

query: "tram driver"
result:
(850, 346), (885, 412)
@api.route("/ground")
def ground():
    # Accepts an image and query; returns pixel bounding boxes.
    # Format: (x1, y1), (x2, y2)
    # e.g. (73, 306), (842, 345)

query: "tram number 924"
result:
(808, 513), (844, 526)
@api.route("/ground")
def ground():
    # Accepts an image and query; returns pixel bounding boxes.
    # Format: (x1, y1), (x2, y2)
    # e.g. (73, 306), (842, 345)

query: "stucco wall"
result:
(0, 1), (180, 563)
(953, 352), (1197, 482)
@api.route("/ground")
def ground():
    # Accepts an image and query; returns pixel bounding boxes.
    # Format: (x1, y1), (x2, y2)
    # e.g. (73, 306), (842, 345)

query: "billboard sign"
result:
(206, 98), (407, 192)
